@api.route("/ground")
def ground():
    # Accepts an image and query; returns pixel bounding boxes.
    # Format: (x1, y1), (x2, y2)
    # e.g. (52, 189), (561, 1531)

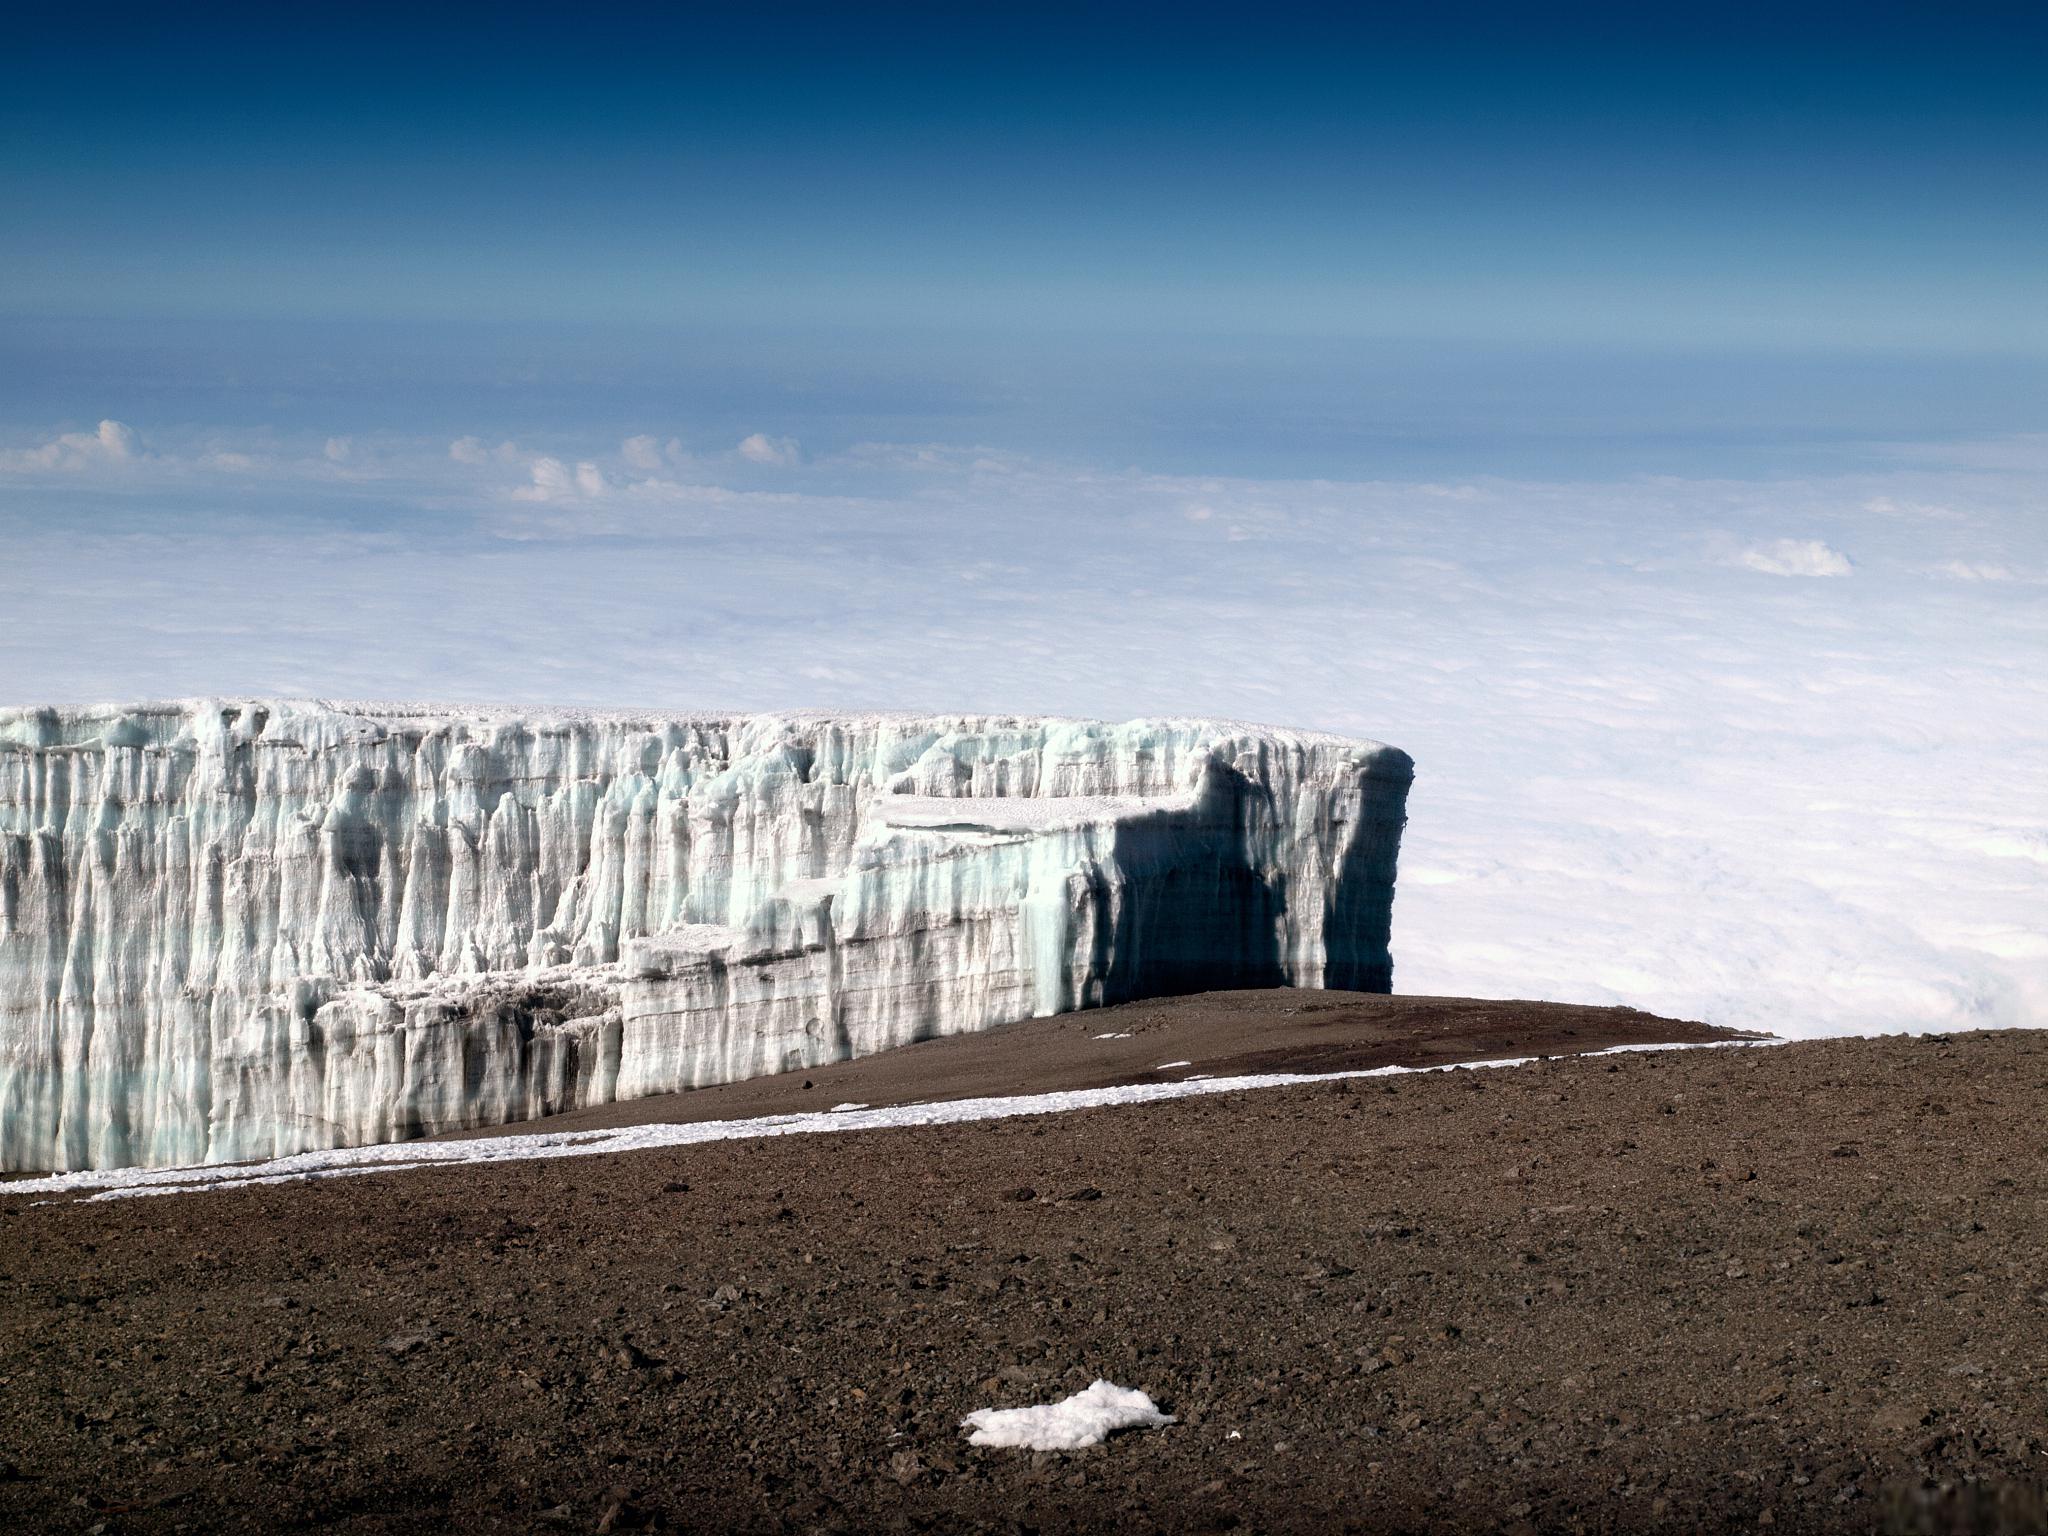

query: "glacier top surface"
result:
(0, 697), (1408, 763)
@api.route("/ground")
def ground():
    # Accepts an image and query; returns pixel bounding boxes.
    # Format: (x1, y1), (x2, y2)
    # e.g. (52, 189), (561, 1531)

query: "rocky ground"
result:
(2, 1001), (2045, 1534)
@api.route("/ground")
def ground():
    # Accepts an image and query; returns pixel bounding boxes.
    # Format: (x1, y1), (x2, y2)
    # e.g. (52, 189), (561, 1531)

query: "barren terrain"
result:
(3, 997), (2043, 1534)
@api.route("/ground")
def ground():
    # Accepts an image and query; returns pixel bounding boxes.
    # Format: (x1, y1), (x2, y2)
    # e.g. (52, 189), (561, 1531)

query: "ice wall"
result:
(0, 702), (1411, 1171)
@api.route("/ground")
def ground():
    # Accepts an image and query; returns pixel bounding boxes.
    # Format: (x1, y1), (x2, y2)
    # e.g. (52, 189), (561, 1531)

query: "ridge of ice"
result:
(1, 698), (1382, 751)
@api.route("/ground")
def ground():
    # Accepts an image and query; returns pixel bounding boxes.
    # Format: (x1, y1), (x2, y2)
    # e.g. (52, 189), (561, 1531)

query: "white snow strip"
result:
(1093, 1032), (1133, 1040)
(7, 1038), (1773, 1204)
(1155, 1060), (1194, 1070)
(827, 1103), (870, 1113)
(881, 791), (1198, 834)
(961, 1379), (1174, 1450)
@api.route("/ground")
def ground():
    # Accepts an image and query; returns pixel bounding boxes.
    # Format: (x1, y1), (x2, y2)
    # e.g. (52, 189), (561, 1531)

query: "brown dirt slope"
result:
(2, 1018), (2044, 1535)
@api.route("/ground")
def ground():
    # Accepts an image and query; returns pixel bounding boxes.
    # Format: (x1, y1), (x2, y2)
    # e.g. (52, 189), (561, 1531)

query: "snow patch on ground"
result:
(1156, 1060), (1194, 1070)
(961, 1380), (1174, 1450)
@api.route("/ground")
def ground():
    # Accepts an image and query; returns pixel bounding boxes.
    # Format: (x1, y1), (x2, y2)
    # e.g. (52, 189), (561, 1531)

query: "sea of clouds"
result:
(3, 421), (2041, 1038)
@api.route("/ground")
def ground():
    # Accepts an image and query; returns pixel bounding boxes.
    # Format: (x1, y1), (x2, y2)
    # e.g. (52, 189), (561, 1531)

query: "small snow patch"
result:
(827, 1103), (870, 1113)
(961, 1379), (1174, 1451)
(1156, 1060), (1193, 1070)
(1093, 1031), (1133, 1040)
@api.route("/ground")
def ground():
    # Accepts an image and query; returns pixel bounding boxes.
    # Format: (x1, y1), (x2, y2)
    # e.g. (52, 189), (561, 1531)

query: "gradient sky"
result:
(8, 1), (2046, 338)
(3, 3), (2043, 1037)
(6, 0), (2048, 475)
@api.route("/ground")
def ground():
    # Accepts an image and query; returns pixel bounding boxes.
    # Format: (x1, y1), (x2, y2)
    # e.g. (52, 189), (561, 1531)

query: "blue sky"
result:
(7, 2), (2047, 434)
(3, 2), (2043, 1035)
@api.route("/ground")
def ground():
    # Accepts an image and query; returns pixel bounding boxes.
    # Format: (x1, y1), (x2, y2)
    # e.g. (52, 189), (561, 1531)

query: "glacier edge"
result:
(0, 701), (1411, 1171)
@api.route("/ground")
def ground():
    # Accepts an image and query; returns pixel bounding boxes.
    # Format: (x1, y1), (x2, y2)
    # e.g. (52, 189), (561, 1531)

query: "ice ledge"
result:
(875, 790), (1200, 834)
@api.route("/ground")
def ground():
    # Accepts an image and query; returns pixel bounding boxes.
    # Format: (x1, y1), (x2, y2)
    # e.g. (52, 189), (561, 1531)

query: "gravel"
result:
(2, 1009), (2044, 1534)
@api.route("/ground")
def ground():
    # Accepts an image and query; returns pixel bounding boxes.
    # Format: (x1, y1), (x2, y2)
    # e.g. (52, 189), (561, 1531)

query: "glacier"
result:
(0, 701), (1411, 1172)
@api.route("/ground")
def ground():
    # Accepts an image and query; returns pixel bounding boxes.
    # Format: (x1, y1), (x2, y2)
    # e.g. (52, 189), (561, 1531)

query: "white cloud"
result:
(1740, 538), (1853, 577)
(450, 436), (530, 469)
(199, 451), (255, 472)
(1863, 495), (1964, 521)
(510, 456), (606, 502)
(0, 418), (138, 472)
(513, 457), (573, 501)
(842, 442), (1022, 474)
(97, 419), (137, 459)
(1932, 559), (2017, 582)
(324, 436), (352, 463)
(737, 432), (799, 467)
(621, 434), (680, 471)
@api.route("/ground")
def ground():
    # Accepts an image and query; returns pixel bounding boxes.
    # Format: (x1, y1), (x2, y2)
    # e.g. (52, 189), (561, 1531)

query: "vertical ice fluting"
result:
(0, 702), (1411, 1170)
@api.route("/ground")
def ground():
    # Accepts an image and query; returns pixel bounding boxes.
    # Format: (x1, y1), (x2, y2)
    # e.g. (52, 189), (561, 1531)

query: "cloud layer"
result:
(2, 422), (2041, 1041)
(1740, 537), (1854, 577)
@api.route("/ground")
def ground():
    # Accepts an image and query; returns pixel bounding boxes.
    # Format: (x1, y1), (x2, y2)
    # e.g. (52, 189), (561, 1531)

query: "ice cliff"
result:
(0, 702), (1411, 1171)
